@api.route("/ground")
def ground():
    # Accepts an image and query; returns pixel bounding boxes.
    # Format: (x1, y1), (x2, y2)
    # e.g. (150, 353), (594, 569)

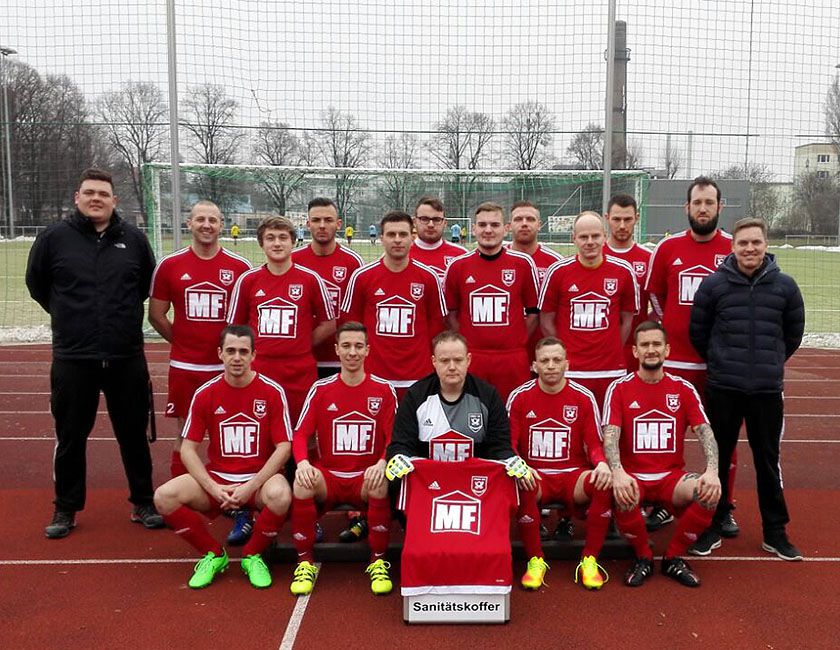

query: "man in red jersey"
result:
(645, 176), (739, 542)
(154, 325), (293, 590)
(539, 211), (638, 408)
(292, 197), (364, 378)
(408, 196), (467, 281)
(342, 211), (447, 398)
(288, 322), (398, 596)
(602, 321), (720, 588)
(507, 337), (613, 591)
(228, 216), (336, 424)
(443, 201), (540, 401)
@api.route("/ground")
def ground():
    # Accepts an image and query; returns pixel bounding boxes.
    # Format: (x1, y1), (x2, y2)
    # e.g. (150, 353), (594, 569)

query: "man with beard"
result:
(645, 177), (738, 548)
(408, 196), (467, 282)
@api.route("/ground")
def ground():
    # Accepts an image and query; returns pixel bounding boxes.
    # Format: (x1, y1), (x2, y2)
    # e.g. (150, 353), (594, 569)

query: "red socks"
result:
(242, 507), (287, 557)
(164, 506), (223, 556)
(366, 496), (392, 561)
(516, 490), (544, 559)
(291, 497), (317, 563)
(582, 481), (613, 558)
(614, 506), (653, 560)
(666, 502), (714, 558)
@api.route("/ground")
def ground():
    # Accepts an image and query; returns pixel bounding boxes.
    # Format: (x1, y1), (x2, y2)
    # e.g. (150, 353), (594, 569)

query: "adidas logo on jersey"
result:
(374, 288), (385, 296)
(518, 515), (534, 524)
(255, 289), (266, 296)
(371, 524), (388, 532)
(672, 257), (683, 266)
(569, 283), (579, 292)
(214, 406), (226, 414)
(600, 509), (613, 518)
(466, 275), (476, 284)
(180, 273), (192, 280)
(428, 481), (441, 490)
(423, 418), (433, 426)
(526, 410), (537, 419)
(327, 403), (338, 411)
(293, 533), (307, 541)
(629, 401), (640, 409)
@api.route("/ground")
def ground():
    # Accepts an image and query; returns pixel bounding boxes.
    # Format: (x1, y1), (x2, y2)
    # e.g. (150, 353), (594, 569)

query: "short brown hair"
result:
(380, 210), (413, 233)
(336, 321), (367, 342)
(219, 324), (255, 350)
(257, 215), (295, 245)
(190, 200), (221, 217)
(732, 217), (767, 240)
(534, 336), (566, 353)
(79, 168), (113, 190)
(432, 330), (468, 354)
(474, 201), (505, 218)
(686, 175), (721, 204)
(415, 196), (444, 215)
(606, 194), (637, 213)
(633, 319), (667, 344)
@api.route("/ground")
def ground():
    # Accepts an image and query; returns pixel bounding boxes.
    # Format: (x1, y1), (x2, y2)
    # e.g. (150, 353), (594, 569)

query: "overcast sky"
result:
(3, 0), (839, 180)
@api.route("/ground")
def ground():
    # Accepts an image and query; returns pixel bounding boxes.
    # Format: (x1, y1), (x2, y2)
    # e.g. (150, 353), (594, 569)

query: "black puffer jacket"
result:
(26, 210), (155, 360)
(689, 252), (804, 394)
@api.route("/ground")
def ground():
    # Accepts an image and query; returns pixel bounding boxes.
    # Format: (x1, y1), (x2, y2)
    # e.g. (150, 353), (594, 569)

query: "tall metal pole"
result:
(166, 0), (182, 251)
(1, 46), (16, 239)
(602, 0), (617, 215)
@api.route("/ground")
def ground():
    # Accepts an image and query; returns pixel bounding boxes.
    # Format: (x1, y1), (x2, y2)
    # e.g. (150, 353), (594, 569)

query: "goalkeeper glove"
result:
(385, 454), (415, 481)
(504, 455), (533, 481)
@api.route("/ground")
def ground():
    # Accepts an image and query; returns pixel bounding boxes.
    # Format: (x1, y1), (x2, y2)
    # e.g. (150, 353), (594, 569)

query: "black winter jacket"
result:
(25, 210), (156, 360)
(689, 253), (804, 394)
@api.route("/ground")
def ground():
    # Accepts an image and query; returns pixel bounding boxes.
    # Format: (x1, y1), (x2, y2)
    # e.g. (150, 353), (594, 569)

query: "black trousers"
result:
(50, 356), (154, 512)
(705, 387), (790, 537)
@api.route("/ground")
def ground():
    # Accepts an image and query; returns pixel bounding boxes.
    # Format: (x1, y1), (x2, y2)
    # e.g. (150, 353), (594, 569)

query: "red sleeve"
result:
(378, 385), (398, 456)
(150, 259), (172, 301)
(580, 392), (607, 465)
(292, 384), (318, 462)
(645, 241), (667, 297)
(311, 275), (334, 322)
(427, 272), (448, 335)
(604, 380), (624, 428)
(183, 388), (209, 442)
(620, 267), (640, 314)
(682, 382), (709, 428)
(269, 385), (293, 445)
(443, 261), (461, 312)
(538, 265), (561, 313)
(506, 394), (525, 456)
(521, 257), (539, 310)
(341, 269), (364, 323)
(227, 273), (250, 325)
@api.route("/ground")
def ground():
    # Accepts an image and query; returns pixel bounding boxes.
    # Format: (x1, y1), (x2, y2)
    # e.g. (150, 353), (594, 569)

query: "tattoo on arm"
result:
(681, 472), (699, 482)
(694, 423), (719, 471)
(602, 425), (623, 471)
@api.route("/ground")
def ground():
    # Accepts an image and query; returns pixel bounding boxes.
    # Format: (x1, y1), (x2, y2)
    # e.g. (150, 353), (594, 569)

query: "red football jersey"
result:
(539, 255), (639, 377)
(443, 248), (539, 353)
(602, 371), (707, 478)
(291, 243), (364, 368)
(410, 239), (468, 281)
(605, 242), (652, 331)
(341, 259), (446, 386)
(506, 378), (605, 472)
(399, 459), (517, 595)
(293, 373), (397, 475)
(182, 373), (292, 482)
(645, 230), (732, 368)
(227, 263), (335, 359)
(150, 247), (251, 369)
(508, 243), (564, 359)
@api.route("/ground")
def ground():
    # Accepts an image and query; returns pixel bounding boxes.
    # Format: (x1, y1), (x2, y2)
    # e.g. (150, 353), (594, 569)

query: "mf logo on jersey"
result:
(332, 266), (347, 282)
(632, 409), (677, 454)
(529, 418), (571, 461)
(367, 396), (382, 416)
(603, 278), (618, 296)
(563, 405), (578, 423)
(677, 265), (714, 305)
(570, 292), (610, 331)
(410, 283), (425, 300)
(219, 269), (234, 286)
(469, 284), (509, 326)
(253, 400), (267, 419)
(332, 411), (376, 455)
(430, 430), (474, 462)
(219, 413), (260, 458)
(288, 284), (303, 301)
(431, 491), (481, 535)
(375, 295), (416, 337)
(185, 282), (227, 321)
(633, 261), (647, 277)
(501, 269), (516, 286)
(666, 394), (681, 412)
(471, 476), (488, 497)
(257, 297), (298, 338)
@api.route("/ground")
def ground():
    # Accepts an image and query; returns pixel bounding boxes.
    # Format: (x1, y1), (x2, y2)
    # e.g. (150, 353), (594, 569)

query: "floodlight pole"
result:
(1, 45), (16, 239)
(166, 0), (182, 251)
(602, 0), (617, 216)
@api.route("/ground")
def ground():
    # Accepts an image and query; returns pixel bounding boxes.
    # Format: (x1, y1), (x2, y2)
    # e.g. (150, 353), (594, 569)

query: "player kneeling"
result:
(154, 325), (293, 589)
(290, 322), (398, 596)
(507, 337), (613, 590)
(602, 321), (721, 588)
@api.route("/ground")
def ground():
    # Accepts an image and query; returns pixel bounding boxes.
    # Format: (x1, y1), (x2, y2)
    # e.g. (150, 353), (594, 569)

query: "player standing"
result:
(443, 202), (540, 401)
(289, 322), (398, 595)
(408, 196), (467, 281)
(153, 325), (293, 589)
(228, 216), (336, 424)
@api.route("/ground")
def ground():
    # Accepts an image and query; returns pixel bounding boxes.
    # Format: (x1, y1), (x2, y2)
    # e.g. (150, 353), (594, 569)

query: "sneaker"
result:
(241, 554), (272, 589)
(338, 516), (368, 543)
(290, 561), (319, 595)
(644, 506), (674, 532)
(315, 521), (325, 544)
(130, 504), (164, 529)
(188, 551), (229, 589)
(521, 556), (549, 590)
(575, 555), (608, 590)
(365, 559), (393, 595)
(688, 529), (722, 556)
(45, 509), (76, 539)
(553, 517), (575, 540)
(661, 556), (700, 587)
(624, 557), (653, 587)
(719, 511), (740, 538)
(226, 510), (254, 546)
(539, 523), (551, 541)
(762, 536), (804, 561)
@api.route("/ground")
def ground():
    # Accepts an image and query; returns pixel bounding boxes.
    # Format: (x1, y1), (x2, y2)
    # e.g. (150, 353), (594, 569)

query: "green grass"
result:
(2, 239), (838, 335)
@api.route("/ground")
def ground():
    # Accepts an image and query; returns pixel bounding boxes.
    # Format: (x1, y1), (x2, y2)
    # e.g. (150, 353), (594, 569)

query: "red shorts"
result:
(469, 348), (531, 401)
(166, 366), (222, 418)
(318, 471), (366, 511)
(632, 470), (686, 515)
(566, 375), (620, 411)
(535, 469), (589, 517)
(664, 366), (707, 403)
(253, 353), (317, 424)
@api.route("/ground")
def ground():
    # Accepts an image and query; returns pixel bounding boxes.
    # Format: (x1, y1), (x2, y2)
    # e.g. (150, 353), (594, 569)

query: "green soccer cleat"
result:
(241, 553), (272, 589)
(521, 556), (549, 590)
(290, 561), (319, 596)
(575, 555), (608, 590)
(364, 559), (393, 595)
(188, 550), (229, 589)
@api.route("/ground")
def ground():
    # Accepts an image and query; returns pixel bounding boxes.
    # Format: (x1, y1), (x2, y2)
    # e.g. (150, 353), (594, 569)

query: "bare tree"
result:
(663, 137), (684, 179)
(98, 81), (168, 222)
(712, 163), (779, 223)
(826, 75), (840, 152)
(429, 105), (495, 170)
(625, 139), (645, 169)
(253, 120), (304, 215)
(792, 171), (840, 235)
(502, 101), (555, 170)
(377, 133), (420, 212)
(566, 123), (603, 170)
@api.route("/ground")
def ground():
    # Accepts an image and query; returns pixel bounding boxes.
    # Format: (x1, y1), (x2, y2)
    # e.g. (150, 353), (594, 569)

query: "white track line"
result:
(279, 563), (320, 650)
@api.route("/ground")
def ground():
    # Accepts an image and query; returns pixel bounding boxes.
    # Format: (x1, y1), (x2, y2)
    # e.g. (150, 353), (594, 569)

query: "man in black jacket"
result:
(26, 168), (163, 538)
(689, 217), (805, 560)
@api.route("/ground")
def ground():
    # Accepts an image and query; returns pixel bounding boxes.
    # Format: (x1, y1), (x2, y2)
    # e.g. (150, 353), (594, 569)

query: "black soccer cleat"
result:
(661, 557), (701, 587)
(624, 557), (653, 587)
